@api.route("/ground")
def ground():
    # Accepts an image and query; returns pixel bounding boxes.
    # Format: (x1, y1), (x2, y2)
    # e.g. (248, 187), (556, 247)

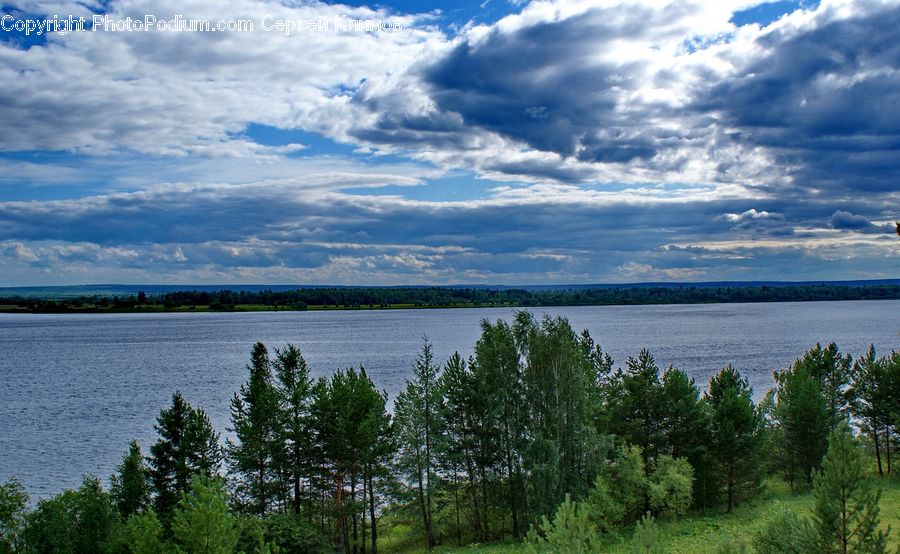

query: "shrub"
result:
(648, 455), (694, 519)
(625, 513), (665, 554)
(525, 494), (600, 553)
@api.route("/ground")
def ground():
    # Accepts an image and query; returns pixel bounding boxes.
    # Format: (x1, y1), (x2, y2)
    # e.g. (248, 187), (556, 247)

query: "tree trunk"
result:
(336, 472), (346, 554)
(453, 468), (462, 546)
(503, 424), (519, 539)
(872, 421), (883, 477)
(885, 424), (892, 475)
(368, 473), (378, 554)
(726, 466), (735, 513)
(416, 460), (433, 550)
(259, 460), (266, 516)
(351, 475), (358, 554)
(293, 442), (302, 514)
(361, 475), (367, 554)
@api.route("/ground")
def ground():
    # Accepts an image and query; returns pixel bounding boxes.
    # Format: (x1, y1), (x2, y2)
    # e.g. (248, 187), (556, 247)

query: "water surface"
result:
(1, 300), (898, 498)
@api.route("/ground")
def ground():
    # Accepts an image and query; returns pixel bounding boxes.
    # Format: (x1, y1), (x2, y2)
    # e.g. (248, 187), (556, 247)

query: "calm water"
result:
(1, 301), (898, 499)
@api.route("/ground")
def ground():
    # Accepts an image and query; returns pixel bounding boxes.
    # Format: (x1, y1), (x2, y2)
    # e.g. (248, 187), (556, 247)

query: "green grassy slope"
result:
(391, 474), (899, 553)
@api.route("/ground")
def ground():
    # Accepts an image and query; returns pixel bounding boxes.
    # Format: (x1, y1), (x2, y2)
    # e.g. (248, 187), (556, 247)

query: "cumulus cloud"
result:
(1, 0), (898, 285)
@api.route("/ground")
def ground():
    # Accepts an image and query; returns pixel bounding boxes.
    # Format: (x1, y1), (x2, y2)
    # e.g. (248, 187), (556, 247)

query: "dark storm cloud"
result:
(420, 6), (660, 162)
(696, 2), (900, 194)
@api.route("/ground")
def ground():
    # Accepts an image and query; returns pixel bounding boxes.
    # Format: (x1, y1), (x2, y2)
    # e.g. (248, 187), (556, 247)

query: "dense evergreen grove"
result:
(2, 283), (900, 312)
(1, 312), (897, 553)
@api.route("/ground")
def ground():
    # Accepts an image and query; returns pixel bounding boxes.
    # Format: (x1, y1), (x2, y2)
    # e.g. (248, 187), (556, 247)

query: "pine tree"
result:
(394, 338), (443, 549)
(659, 367), (714, 508)
(272, 344), (314, 515)
(353, 369), (393, 554)
(121, 509), (167, 554)
(524, 494), (600, 553)
(438, 351), (478, 545)
(171, 475), (239, 554)
(227, 342), (282, 515)
(793, 343), (851, 431)
(848, 346), (890, 477)
(308, 366), (392, 553)
(706, 365), (764, 513)
(110, 439), (151, 517)
(149, 392), (222, 518)
(773, 361), (829, 488)
(607, 350), (665, 474)
(810, 426), (889, 554)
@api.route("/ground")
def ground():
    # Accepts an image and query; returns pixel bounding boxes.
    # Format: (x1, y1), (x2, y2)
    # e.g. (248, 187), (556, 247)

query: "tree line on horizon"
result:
(0, 312), (897, 553)
(2, 283), (900, 312)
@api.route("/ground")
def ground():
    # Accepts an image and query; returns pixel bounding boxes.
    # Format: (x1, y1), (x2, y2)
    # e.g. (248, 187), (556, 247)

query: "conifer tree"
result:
(607, 350), (665, 474)
(705, 365), (764, 513)
(810, 426), (889, 554)
(773, 361), (829, 488)
(659, 367), (714, 508)
(793, 343), (851, 431)
(227, 342), (282, 515)
(394, 338), (443, 549)
(848, 346), (889, 477)
(171, 475), (239, 554)
(438, 351), (478, 545)
(272, 344), (314, 515)
(110, 439), (152, 517)
(149, 392), (222, 518)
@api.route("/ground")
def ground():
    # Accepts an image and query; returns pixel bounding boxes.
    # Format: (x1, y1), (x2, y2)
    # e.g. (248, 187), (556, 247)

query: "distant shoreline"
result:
(2, 282), (899, 314)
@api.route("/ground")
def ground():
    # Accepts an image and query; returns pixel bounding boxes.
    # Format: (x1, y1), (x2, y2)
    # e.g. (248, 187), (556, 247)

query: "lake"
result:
(1, 300), (898, 499)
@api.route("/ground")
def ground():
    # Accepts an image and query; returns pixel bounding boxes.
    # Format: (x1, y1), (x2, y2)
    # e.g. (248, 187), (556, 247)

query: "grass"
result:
(391, 472), (900, 553)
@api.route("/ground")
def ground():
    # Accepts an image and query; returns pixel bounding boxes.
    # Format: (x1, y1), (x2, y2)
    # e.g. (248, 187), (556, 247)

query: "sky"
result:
(0, 0), (897, 286)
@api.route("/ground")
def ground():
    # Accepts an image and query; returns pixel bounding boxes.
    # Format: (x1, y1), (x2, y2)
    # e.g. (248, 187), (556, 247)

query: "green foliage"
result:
(792, 342), (851, 431)
(16, 315), (900, 554)
(712, 536), (751, 554)
(810, 426), (889, 554)
(394, 338), (444, 549)
(237, 512), (328, 554)
(752, 508), (814, 554)
(585, 447), (693, 533)
(12, 283), (898, 313)
(706, 365), (765, 512)
(625, 513), (665, 554)
(310, 365), (393, 552)
(524, 494), (600, 553)
(648, 455), (693, 518)
(149, 392), (222, 518)
(849, 346), (894, 478)
(111, 439), (152, 518)
(0, 479), (27, 554)
(516, 313), (607, 524)
(227, 342), (282, 515)
(772, 355), (830, 488)
(170, 475), (238, 554)
(271, 344), (314, 515)
(120, 509), (168, 554)
(586, 445), (646, 529)
(607, 350), (665, 472)
(23, 475), (118, 554)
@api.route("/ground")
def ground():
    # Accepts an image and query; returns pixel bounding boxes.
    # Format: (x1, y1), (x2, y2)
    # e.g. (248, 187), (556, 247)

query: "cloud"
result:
(1, 0), (898, 285)
(829, 210), (892, 234)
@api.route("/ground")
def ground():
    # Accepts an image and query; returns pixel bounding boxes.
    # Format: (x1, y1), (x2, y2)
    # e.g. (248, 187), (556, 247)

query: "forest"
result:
(2, 282), (900, 313)
(0, 312), (898, 553)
